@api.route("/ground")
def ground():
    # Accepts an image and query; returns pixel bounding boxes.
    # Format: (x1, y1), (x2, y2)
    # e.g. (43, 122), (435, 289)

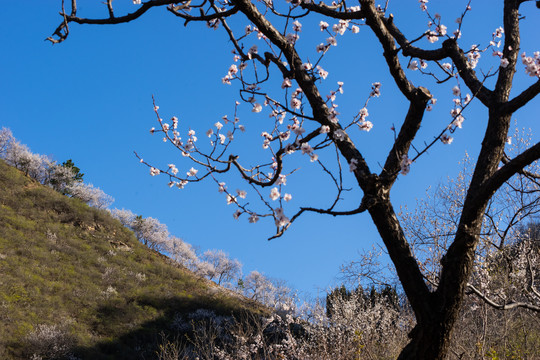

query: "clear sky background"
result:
(1, 1), (538, 299)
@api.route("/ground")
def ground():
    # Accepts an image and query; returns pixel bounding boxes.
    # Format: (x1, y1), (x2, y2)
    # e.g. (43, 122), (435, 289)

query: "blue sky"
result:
(1, 1), (539, 299)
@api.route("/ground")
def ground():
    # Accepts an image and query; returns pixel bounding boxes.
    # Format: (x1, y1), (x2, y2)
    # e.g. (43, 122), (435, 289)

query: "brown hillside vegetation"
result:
(0, 160), (265, 359)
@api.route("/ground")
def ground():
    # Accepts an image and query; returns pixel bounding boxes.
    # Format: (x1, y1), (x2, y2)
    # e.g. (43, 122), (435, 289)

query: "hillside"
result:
(0, 160), (265, 360)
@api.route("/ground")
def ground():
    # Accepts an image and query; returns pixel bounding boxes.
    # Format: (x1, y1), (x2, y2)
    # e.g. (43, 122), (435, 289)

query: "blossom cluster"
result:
(522, 51), (540, 77)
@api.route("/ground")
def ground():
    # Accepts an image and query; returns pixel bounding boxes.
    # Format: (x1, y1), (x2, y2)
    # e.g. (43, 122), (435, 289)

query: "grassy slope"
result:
(0, 160), (264, 359)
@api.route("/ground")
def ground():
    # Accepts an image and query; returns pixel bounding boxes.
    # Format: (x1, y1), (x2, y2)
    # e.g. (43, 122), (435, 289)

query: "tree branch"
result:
(503, 79), (540, 113)
(382, 15), (448, 61)
(466, 284), (540, 312)
(300, 2), (366, 20)
(474, 141), (540, 207)
(442, 39), (493, 106)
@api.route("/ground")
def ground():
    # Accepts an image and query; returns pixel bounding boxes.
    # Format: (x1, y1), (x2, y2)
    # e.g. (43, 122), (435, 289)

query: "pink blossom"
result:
(222, 74), (232, 85)
(286, 33), (299, 44)
(349, 158), (358, 172)
(333, 129), (346, 141)
(226, 194), (236, 205)
(452, 115), (464, 128)
(400, 155), (412, 175)
(236, 189), (247, 198)
(168, 164), (179, 175)
(248, 214), (259, 223)
(252, 103), (263, 113)
(270, 187), (280, 201)
(316, 43), (327, 53)
(319, 21), (329, 31)
(316, 65), (328, 79)
(436, 24), (447, 36)
(292, 125), (305, 136)
(301, 142), (313, 154)
(302, 62), (313, 71)
(281, 78), (292, 88)
(218, 182), (227, 193)
(358, 121), (373, 131)
(283, 193), (292, 202)
(274, 208), (289, 227)
(247, 45), (258, 59)
(276, 174), (287, 186)
(441, 134), (454, 144)
(370, 82), (381, 97)
(426, 31), (439, 43)
(187, 167), (198, 177)
(408, 60), (419, 71)
(467, 45), (481, 68)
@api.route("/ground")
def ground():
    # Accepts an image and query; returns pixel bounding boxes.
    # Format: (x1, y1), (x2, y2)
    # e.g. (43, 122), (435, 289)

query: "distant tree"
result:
(168, 235), (201, 272)
(326, 284), (400, 318)
(49, 1), (540, 358)
(3, 139), (49, 181)
(0, 127), (14, 157)
(61, 159), (84, 182)
(66, 182), (114, 209)
(109, 208), (137, 228)
(200, 249), (242, 287)
(109, 209), (207, 272)
(241, 270), (292, 308)
(130, 215), (170, 252)
(47, 160), (84, 194)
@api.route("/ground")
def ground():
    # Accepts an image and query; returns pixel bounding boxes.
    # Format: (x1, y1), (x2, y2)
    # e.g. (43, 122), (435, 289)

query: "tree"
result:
(0, 128), (85, 194)
(241, 270), (296, 310)
(49, 1), (540, 358)
(66, 182), (114, 209)
(0, 128), (14, 157)
(48, 160), (85, 194)
(200, 249), (242, 287)
(130, 215), (170, 251)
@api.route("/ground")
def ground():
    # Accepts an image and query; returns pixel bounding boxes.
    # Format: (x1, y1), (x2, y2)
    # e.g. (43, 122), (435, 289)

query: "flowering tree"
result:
(0, 127), (86, 194)
(49, 0), (540, 358)
(241, 270), (296, 310)
(66, 182), (115, 209)
(201, 249), (243, 287)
